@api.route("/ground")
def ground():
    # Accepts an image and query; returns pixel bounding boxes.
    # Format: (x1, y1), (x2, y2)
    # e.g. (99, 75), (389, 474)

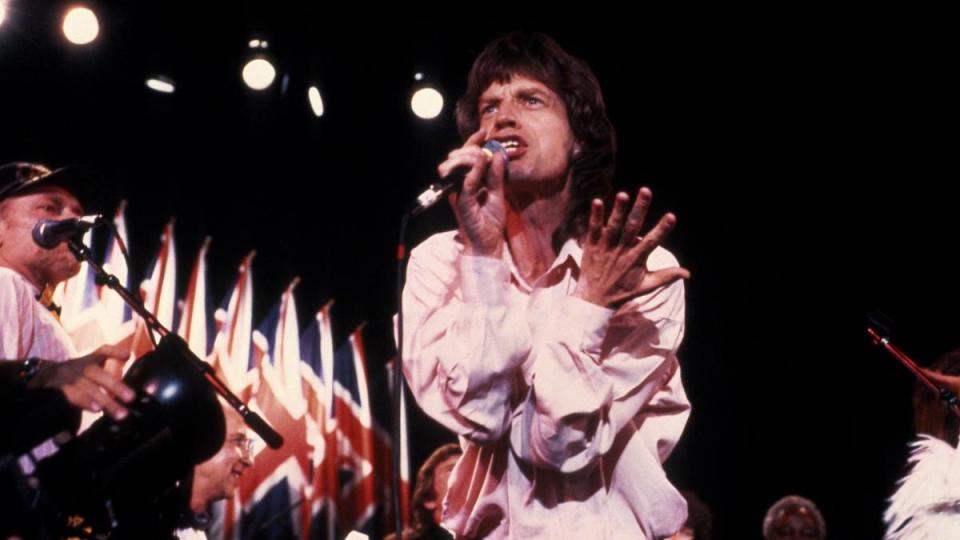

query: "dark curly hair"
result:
(455, 32), (616, 251)
(410, 443), (462, 534)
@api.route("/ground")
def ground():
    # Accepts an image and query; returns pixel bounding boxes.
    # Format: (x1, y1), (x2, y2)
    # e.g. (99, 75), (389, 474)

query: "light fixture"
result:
(242, 58), (276, 91)
(62, 6), (99, 45)
(146, 76), (175, 94)
(411, 87), (444, 120)
(308, 86), (324, 117)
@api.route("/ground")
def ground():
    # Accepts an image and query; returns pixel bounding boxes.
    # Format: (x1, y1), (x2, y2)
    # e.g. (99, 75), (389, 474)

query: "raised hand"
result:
(439, 129), (508, 257)
(574, 187), (690, 308)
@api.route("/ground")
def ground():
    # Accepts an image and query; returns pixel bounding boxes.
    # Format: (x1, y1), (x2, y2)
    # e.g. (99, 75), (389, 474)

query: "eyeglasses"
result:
(229, 433), (255, 458)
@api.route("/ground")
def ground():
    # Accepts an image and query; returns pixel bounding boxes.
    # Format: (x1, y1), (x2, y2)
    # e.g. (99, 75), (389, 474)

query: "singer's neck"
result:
(504, 180), (570, 285)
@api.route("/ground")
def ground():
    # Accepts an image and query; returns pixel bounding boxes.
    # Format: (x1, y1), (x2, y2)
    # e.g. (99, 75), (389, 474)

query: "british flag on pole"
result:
(235, 279), (312, 539)
(209, 252), (257, 540)
(374, 358), (411, 534)
(331, 327), (377, 536)
(211, 251), (257, 399)
(128, 219), (177, 363)
(99, 201), (133, 343)
(298, 304), (337, 540)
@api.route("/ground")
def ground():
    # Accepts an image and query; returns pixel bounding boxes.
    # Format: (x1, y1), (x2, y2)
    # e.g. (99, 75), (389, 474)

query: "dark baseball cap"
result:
(0, 162), (102, 212)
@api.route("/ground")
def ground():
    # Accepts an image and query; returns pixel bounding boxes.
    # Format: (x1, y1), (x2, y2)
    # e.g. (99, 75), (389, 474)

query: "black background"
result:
(1, 3), (956, 537)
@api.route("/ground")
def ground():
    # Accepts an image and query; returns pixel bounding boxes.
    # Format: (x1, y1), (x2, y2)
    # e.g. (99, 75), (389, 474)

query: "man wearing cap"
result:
(0, 162), (133, 422)
(0, 162), (137, 538)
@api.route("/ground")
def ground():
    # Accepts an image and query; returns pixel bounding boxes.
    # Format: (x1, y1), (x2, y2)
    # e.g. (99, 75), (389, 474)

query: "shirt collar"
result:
(502, 236), (582, 292)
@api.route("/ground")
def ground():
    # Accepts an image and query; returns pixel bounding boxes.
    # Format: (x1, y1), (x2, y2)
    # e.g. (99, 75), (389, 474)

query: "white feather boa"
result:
(885, 435), (960, 539)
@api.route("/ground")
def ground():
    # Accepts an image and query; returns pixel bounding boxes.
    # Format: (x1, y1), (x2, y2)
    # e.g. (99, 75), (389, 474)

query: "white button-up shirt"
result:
(0, 266), (77, 361)
(402, 231), (689, 539)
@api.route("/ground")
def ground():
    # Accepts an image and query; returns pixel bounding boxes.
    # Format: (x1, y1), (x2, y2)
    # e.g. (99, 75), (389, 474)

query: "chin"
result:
(42, 251), (82, 284)
(506, 163), (529, 179)
(52, 263), (82, 284)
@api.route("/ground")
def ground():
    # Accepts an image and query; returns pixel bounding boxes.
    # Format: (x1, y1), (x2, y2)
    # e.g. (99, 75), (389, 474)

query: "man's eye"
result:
(480, 104), (497, 115)
(525, 96), (543, 106)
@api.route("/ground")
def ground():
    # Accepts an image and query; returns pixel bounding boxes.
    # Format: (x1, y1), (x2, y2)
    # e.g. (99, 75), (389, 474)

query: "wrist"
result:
(572, 282), (604, 307)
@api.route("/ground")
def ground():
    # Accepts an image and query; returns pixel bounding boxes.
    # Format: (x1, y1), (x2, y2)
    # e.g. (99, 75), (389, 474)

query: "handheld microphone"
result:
(411, 140), (504, 216)
(32, 215), (104, 249)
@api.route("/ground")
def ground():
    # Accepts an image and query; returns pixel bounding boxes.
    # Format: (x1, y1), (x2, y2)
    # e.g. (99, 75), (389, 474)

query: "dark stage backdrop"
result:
(1, 4), (955, 538)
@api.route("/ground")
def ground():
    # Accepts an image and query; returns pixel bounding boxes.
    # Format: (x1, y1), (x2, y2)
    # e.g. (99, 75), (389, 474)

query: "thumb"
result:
(92, 342), (132, 363)
(640, 267), (691, 294)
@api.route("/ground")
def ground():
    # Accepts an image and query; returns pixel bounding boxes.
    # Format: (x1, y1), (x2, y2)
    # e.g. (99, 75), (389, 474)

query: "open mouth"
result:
(490, 136), (527, 158)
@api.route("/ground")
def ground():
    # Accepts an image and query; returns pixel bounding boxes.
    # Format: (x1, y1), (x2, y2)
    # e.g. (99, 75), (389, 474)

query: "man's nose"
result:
(493, 100), (518, 128)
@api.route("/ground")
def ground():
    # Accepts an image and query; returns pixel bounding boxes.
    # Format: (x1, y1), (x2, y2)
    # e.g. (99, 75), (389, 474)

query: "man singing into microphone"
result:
(402, 34), (691, 539)
(0, 162), (133, 421)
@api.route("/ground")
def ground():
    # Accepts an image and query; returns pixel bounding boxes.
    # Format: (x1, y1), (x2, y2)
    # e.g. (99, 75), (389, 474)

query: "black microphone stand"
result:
(66, 237), (284, 449)
(393, 211), (412, 540)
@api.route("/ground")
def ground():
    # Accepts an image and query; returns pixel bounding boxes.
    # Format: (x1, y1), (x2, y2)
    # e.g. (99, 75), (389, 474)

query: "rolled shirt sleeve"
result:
(517, 248), (687, 473)
(402, 233), (531, 443)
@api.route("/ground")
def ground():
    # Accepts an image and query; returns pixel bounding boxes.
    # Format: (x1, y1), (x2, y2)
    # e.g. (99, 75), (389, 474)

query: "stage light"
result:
(308, 86), (324, 117)
(411, 87), (444, 120)
(414, 72), (424, 81)
(146, 77), (175, 94)
(0, 2), (8, 28)
(242, 58), (275, 90)
(62, 6), (99, 45)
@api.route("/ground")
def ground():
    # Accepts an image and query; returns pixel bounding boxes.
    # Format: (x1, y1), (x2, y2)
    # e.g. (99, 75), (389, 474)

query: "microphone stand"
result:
(393, 211), (412, 540)
(866, 325), (960, 419)
(66, 238), (284, 449)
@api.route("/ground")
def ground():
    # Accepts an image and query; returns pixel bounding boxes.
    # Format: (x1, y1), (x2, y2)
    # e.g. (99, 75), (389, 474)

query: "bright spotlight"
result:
(242, 58), (276, 90)
(249, 39), (261, 48)
(0, 2), (8, 27)
(414, 72), (424, 81)
(146, 77), (175, 94)
(308, 86), (324, 117)
(62, 6), (99, 45)
(411, 87), (444, 120)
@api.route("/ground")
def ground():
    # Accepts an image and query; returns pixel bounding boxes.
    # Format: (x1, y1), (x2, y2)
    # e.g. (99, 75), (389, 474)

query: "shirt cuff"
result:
(551, 295), (614, 355)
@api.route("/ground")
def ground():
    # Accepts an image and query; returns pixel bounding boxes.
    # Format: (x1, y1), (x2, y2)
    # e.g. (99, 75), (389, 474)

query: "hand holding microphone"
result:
(421, 132), (508, 257)
(413, 138), (505, 214)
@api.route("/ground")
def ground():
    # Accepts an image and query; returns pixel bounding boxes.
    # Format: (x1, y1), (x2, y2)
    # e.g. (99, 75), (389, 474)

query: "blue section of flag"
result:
(255, 299), (282, 369)
(240, 478), (298, 540)
(300, 318), (322, 380)
(333, 340), (363, 409)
